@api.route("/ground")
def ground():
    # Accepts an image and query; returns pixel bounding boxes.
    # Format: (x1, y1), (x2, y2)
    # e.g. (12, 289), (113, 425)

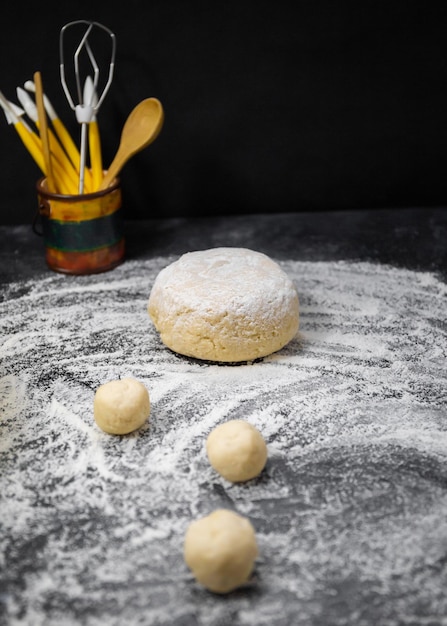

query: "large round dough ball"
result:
(94, 377), (150, 435)
(184, 509), (258, 593)
(148, 247), (299, 362)
(206, 419), (268, 482)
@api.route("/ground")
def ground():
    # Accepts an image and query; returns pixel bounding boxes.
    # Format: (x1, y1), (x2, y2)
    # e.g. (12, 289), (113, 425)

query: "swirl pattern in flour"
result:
(1, 258), (446, 626)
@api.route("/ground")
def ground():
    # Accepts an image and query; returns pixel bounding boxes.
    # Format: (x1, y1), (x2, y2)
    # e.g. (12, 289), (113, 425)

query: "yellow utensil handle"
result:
(15, 123), (77, 195)
(52, 117), (93, 192)
(89, 121), (103, 191)
(48, 128), (80, 193)
(35, 123), (78, 194)
(14, 122), (46, 174)
(51, 118), (80, 169)
(52, 159), (78, 195)
(34, 71), (56, 193)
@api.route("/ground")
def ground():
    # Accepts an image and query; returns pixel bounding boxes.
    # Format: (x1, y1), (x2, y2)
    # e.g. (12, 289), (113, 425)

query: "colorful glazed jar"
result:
(36, 177), (125, 274)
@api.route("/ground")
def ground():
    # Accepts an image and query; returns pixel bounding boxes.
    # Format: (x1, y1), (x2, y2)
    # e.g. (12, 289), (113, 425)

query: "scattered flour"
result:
(1, 258), (446, 626)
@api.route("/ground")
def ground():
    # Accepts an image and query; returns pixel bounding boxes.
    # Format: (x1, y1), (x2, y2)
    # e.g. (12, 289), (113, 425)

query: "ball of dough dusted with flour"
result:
(184, 509), (258, 593)
(206, 419), (268, 482)
(94, 377), (150, 435)
(148, 247), (299, 362)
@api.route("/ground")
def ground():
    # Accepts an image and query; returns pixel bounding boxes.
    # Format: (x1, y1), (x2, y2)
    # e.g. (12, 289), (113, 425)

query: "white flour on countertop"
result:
(1, 258), (447, 626)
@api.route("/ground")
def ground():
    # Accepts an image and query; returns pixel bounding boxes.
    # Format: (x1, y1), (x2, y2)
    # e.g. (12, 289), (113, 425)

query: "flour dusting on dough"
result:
(148, 248), (299, 362)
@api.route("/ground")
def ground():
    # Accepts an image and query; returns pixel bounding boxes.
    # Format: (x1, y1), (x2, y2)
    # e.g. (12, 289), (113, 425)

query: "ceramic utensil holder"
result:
(36, 177), (125, 275)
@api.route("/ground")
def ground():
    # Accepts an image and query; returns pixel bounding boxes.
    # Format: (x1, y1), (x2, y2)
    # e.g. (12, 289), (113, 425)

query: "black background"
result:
(1, 1), (447, 225)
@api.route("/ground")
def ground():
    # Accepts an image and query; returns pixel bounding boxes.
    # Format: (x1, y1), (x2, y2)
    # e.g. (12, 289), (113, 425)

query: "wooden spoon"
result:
(100, 98), (164, 190)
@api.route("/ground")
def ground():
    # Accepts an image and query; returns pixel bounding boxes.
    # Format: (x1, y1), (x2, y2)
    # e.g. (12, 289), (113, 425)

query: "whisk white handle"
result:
(78, 122), (88, 194)
(75, 104), (94, 124)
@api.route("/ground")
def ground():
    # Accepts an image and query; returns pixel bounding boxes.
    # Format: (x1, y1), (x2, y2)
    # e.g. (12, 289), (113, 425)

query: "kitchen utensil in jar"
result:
(0, 91), (47, 174)
(17, 85), (79, 194)
(100, 98), (164, 190)
(83, 75), (103, 191)
(59, 20), (116, 193)
(24, 79), (85, 187)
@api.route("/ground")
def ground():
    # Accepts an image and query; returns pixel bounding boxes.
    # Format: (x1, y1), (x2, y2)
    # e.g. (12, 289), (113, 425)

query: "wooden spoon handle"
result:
(100, 149), (126, 190)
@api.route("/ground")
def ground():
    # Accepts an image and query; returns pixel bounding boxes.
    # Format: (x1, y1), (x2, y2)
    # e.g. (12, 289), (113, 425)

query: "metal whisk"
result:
(59, 20), (116, 193)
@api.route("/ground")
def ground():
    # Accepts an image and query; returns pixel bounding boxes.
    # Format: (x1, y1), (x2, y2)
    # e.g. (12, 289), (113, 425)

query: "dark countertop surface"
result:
(1, 209), (447, 626)
(2, 207), (447, 283)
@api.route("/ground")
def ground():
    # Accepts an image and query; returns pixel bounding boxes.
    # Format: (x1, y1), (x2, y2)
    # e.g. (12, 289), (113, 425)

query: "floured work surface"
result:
(1, 257), (447, 626)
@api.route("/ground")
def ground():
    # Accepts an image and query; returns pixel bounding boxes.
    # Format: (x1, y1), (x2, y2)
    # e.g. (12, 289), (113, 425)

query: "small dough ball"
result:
(184, 509), (258, 593)
(148, 247), (299, 362)
(94, 377), (150, 435)
(206, 419), (267, 482)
